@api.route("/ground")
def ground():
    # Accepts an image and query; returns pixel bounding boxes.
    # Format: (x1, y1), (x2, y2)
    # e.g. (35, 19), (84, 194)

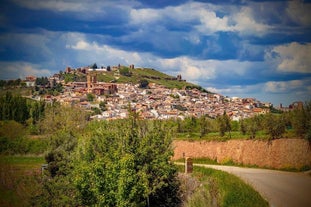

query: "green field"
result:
(96, 67), (204, 90)
(0, 156), (44, 207)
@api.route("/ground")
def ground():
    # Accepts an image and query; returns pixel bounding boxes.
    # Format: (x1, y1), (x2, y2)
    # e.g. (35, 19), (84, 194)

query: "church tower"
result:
(87, 73), (97, 93)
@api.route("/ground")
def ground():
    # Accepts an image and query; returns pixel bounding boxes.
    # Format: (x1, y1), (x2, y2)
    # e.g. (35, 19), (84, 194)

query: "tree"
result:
(183, 116), (197, 134)
(290, 108), (309, 138)
(199, 115), (210, 138)
(99, 101), (107, 111)
(32, 106), (89, 206)
(119, 67), (132, 77)
(0, 92), (30, 124)
(245, 116), (261, 139)
(264, 114), (285, 140)
(86, 93), (95, 102)
(139, 79), (149, 88)
(240, 119), (246, 135)
(30, 100), (45, 125)
(38, 103), (88, 134)
(73, 117), (181, 206)
(217, 112), (231, 137)
(90, 63), (98, 69)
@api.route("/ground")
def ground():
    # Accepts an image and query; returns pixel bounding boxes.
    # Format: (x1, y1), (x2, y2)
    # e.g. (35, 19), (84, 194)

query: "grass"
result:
(0, 155), (44, 167)
(179, 166), (269, 207)
(0, 155), (44, 207)
(95, 67), (200, 89)
(175, 157), (311, 172)
(0, 87), (32, 96)
(175, 130), (271, 141)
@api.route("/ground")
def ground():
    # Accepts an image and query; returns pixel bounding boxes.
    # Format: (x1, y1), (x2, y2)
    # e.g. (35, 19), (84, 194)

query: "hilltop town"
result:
(20, 64), (302, 120)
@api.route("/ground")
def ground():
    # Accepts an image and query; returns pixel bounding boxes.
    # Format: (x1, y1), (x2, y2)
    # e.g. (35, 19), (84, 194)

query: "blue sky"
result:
(0, 0), (310, 106)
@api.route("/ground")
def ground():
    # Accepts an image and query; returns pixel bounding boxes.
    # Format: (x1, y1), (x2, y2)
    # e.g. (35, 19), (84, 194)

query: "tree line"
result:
(0, 79), (23, 87)
(0, 92), (45, 124)
(170, 102), (311, 141)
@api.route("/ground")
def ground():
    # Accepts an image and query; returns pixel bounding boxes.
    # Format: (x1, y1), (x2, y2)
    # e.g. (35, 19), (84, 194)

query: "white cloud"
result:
(67, 37), (258, 84)
(0, 61), (51, 79)
(266, 42), (311, 73)
(264, 79), (305, 93)
(195, 8), (233, 34)
(130, 8), (162, 25)
(159, 56), (258, 84)
(159, 57), (216, 81)
(67, 40), (145, 65)
(129, 2), (272, 36)
(206, 84), (262, 95)
(232, 7), (272, 36)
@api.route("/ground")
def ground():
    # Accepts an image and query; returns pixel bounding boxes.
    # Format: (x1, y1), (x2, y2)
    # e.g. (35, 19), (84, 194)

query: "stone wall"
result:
(172, 139), (311, 169)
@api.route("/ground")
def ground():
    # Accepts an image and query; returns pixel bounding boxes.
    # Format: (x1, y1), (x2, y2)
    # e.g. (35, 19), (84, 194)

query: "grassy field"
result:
(0, 156), (44, 207)
(178, 165), (269, 207)
(96, 67), (201, 90)
(0, 87), (32, 96)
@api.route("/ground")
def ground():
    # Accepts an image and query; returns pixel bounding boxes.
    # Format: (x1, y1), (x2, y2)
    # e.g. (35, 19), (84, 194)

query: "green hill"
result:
(93, 66), (209, 92)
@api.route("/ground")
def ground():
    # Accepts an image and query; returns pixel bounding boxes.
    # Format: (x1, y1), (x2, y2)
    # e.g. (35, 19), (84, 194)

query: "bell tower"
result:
(87, 73), (97, 93)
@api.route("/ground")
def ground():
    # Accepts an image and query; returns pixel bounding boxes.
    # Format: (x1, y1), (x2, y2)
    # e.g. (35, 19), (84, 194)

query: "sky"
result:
(0, 0), (311, 106)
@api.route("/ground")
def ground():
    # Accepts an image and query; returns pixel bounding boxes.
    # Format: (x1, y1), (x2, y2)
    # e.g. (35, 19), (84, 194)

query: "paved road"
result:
(193, 164), (311, 207)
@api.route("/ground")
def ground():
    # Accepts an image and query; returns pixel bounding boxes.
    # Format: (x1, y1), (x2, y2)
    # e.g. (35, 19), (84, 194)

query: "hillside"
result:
(92, 66), (209, 92)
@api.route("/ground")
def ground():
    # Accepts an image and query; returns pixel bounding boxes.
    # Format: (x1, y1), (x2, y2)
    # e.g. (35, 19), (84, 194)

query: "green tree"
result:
(30, 100), (45, 124)
(90, 63), (98, 69)
(290, 106), (310, 138)
(86, 93), (95, 102)
(74, 118), (181, 206)
(32, 105), (88, 206)
(0, 92), (30, 124)
(245, 116), (261, 139)
(38, 103), (88, 134)
(119, 67), (132, 77)
(217, 112), (231, 137)
(32, 108), (182, 207)
(99, 100), (107, 111)
(231, 120), (239, 131)
(240, 119), (246, 135)
(199, 115), (210, 138)
(139, 79), (149, 88)
(264, 114), (285, 140)
(63, 74), (74, 83)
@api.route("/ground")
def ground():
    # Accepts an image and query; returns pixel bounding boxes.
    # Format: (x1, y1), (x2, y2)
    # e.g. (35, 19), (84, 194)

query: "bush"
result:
(119, 67), (132, 77)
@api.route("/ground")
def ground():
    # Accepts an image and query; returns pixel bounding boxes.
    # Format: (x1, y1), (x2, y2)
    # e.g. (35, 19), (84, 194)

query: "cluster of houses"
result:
(92, 83), (273, 121)
(24, 65), (302, 121)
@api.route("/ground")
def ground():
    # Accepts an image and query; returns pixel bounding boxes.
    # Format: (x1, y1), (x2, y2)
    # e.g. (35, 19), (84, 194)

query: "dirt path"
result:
(194, 164), (311, 207)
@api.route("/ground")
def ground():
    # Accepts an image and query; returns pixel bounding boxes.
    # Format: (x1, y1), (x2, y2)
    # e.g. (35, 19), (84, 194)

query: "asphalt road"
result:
(194, 164), (311, 207)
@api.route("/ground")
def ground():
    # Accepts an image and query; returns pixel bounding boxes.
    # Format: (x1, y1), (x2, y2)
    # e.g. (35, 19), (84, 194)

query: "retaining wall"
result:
(173, 139), (311, 169)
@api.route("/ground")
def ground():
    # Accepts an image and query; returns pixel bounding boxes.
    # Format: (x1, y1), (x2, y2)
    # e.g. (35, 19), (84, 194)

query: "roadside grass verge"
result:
(0, 155), (44, 207)
(175, 157), (311, 172)
(178, 165), (269, 207)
